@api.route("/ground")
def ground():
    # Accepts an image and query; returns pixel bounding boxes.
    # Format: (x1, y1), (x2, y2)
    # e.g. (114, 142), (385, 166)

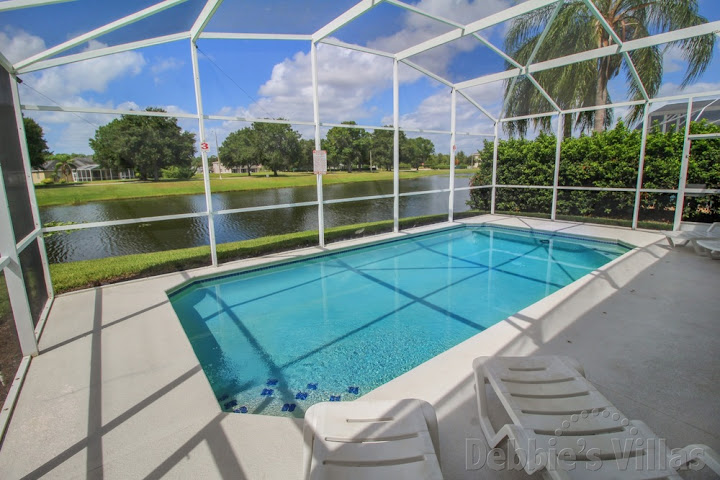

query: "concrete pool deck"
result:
(0, 215), (718, 479)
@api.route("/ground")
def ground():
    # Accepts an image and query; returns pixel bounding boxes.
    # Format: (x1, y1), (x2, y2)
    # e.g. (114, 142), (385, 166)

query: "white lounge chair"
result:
(664, 222), (720, 247)
(694, 238), (720, 259)
(473, 356), (720, 479)
(302, 399), (443, 480)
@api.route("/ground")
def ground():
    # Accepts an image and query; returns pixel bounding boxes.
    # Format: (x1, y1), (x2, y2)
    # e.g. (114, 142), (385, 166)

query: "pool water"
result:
(169, 225), (631, 417)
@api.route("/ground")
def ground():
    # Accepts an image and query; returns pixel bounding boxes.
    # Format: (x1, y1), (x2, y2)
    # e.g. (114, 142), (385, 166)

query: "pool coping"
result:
(165, 221), (634, 300)
(164, 219), (637, 416)
(0, 214), (684, 479)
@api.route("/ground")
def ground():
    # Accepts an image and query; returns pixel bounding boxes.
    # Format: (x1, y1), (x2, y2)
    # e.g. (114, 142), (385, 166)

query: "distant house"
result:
(30, 169), (51, 183)
(32, 156), (134, 183)
(646, 99), (720, 133)
(211, 160), (261, 174)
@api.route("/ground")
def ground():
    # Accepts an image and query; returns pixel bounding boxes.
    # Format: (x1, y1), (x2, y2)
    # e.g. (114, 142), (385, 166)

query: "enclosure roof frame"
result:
(3, 0), (720, 123)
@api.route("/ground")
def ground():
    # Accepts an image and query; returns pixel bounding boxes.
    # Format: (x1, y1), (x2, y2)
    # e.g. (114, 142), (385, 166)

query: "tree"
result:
(325, 121), (367, 173)
(89, 107), (195, 181)
(53, 157), (75, 182)
(296, 138), (315, 172)
(219, 128), (257, 176)
(23, 117), (50, 169)
(252, 121), (300, 176)
(503, 1), (714, 136)
(456, 150), (469, 166)
(404, 137), (435, 170)
(369, 128), (395, 171)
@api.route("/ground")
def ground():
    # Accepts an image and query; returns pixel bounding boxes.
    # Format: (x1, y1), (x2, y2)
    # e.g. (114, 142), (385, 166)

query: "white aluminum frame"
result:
(674, 100), (694, 231)
(0, 0), (718, 359)
(448, 87), (457, 222)
(311, 41), (325, 247)
(14, 0), (190, 71)
(0, 0), (74, 12)
(0, 162), (38, 357)
(190, 38), (218, 266)
(2, 0), (720, 454)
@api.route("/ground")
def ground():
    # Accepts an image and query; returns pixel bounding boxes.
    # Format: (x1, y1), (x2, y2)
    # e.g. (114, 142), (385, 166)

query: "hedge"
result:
(469, 121), (720, 224)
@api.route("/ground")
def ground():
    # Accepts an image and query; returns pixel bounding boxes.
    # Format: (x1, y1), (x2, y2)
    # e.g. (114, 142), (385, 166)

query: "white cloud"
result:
(377, 85), (498, 152)
(217, 0), (514, 130)
(151, 57), (184, 85)
(460, 82), (505, 113)
(25, 40), (145, 100)
(0, 26), (46, 63)
(662, 44), (686, 74)
(367, 0), (513, 81)
(4, 0), (519, 155)
(151, 57), (183, 74)
(388, 81), (501, 131)
(0, 29), (156, 153)
(222, 42), (394, 124)
(657, 80), (720, 99)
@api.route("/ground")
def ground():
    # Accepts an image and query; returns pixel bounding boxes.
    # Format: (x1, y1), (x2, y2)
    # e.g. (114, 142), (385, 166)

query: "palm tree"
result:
(503, 0), (714, 137)
(54, 158), (76, 182)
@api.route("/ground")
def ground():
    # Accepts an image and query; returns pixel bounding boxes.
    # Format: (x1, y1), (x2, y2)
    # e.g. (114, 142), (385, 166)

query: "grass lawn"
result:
(35, 170), (473, 207)
(47, 208), (670, 295)
(49, 214), (451, 294)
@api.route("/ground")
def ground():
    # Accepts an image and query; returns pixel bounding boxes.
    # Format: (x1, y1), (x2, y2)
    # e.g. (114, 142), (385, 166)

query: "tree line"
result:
(27, 109), (476, 182)
(219, 120), (474, 175)
(468, 121), (720, 223)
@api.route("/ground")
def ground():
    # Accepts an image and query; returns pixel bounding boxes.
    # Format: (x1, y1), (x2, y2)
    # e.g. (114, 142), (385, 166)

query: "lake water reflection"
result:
(41, 174), (476, 263)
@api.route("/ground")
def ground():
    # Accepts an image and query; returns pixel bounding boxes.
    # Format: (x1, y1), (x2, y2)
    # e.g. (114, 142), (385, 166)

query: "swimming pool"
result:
(169, 225), (631, 417)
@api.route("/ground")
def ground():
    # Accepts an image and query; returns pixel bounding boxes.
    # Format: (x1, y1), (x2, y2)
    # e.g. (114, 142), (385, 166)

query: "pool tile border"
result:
(167, 224), (633, 299)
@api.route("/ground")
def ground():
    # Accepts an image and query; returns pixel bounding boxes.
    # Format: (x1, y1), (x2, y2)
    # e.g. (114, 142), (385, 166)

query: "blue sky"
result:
(1, 0), (720, 155)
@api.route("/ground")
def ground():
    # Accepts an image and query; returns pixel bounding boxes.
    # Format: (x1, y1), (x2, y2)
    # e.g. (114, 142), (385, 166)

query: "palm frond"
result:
(501, 0), (714, 136)
(648, 0), (713, 86)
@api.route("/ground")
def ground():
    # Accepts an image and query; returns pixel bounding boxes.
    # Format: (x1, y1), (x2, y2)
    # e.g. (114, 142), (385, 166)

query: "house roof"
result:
(650, 99), (720, 115)
(42, 156), (95, 170)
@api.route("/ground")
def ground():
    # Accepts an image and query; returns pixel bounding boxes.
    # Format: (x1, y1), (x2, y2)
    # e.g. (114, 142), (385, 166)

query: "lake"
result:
(41, 174), (476, 263)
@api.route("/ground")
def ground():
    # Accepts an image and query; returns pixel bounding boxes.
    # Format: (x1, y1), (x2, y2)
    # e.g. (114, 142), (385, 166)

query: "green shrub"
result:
(49, 215), (455, 294)
(40, 178), (54, 185)
(468, 121), (720, 223)
(162, 165), (196, 179)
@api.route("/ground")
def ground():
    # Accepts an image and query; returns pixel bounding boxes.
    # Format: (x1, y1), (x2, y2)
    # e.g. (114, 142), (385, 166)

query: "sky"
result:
(1, 0), (720, 156)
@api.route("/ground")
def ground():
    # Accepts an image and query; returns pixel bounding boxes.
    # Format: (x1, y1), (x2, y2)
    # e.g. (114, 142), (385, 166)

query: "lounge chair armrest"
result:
(418, 399), (441, 467)
(494, 424), (547, 475)
(672, 444), (720, 474)
(708, 222), (720, 233)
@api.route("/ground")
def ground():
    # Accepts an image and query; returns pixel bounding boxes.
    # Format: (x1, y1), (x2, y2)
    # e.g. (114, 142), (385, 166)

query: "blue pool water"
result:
(169, 225), (631, 418)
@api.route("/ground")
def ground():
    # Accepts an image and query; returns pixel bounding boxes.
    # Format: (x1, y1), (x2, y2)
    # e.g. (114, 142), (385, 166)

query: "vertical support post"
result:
(551, 113), (563, 221)
(673, 100), (694, 231)
(393, 59), (400, 232)
(311, 42), (325, 247)
(0, 165), (38, 357)
(448, 87), (457, 222)
(490, 122), (499, 214)
(190, 41), (218, 266)
(10, 73), (53, 298)
(632, 103), (651, 230)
